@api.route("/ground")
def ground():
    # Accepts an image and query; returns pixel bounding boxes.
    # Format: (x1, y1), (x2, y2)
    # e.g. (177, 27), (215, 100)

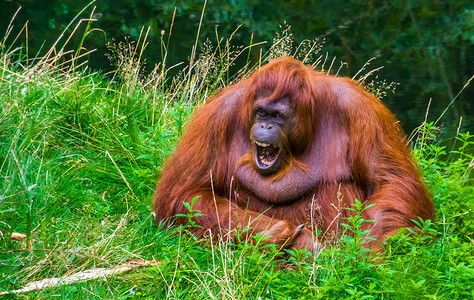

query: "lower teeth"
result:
(259, 155), (272, 165)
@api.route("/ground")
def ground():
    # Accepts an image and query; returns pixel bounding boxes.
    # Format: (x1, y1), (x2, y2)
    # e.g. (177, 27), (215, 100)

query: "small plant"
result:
(407, 217), (436, 244)
(175, 196), (205, 230)
(340, 200), (376, 261)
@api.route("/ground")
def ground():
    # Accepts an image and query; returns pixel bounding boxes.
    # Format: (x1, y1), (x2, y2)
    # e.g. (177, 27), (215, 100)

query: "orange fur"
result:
(153, 57), (435, 251)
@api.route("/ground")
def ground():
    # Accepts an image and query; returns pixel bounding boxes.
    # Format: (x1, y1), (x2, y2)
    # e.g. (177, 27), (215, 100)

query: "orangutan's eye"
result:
(257, 109), (266, 118)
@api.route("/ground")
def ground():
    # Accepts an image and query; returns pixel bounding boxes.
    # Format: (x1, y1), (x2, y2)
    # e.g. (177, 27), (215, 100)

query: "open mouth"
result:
(253, 140), (280, 169)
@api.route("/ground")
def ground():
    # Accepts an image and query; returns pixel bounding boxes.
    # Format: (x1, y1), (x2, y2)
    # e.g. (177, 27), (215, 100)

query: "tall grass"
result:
(1, 8), (473, 299)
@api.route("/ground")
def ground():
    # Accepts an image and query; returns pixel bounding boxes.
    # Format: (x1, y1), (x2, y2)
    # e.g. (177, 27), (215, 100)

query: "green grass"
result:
(1, 16), (473, 299)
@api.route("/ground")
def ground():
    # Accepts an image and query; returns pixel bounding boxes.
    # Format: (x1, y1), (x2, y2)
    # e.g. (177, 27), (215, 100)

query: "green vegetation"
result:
(2, 0), (472, 132)
(1, 15), (473, 299)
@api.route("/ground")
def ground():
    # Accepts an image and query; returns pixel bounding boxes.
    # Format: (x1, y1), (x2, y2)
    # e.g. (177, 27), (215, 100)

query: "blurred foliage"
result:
(0, 0), (473, 134)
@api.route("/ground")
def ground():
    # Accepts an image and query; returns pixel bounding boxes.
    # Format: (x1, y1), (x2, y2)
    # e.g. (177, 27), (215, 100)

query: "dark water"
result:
(1, 0), (472, 138)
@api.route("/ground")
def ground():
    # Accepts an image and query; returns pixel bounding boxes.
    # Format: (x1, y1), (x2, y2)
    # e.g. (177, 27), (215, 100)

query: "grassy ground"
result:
(1, 18), (474, 299)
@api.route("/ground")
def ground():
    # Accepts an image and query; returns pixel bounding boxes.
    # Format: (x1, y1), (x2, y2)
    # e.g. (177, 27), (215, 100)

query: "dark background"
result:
(1, 0), (473, 136)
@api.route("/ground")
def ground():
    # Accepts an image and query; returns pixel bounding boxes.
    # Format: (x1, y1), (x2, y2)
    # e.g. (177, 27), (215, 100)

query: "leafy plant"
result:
(340, 200), (376, 261)
(175, 196), (205, 229)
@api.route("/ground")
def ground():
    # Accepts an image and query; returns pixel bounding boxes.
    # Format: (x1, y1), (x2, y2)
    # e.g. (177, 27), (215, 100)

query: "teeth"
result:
(259, 155), (273, 166)
(255, 140), (278, 167)
(255, 141), (270, 147)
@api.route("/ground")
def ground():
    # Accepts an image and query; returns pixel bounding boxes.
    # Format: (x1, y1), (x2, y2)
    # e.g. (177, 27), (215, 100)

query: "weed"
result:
(175, 196), (205, 230)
